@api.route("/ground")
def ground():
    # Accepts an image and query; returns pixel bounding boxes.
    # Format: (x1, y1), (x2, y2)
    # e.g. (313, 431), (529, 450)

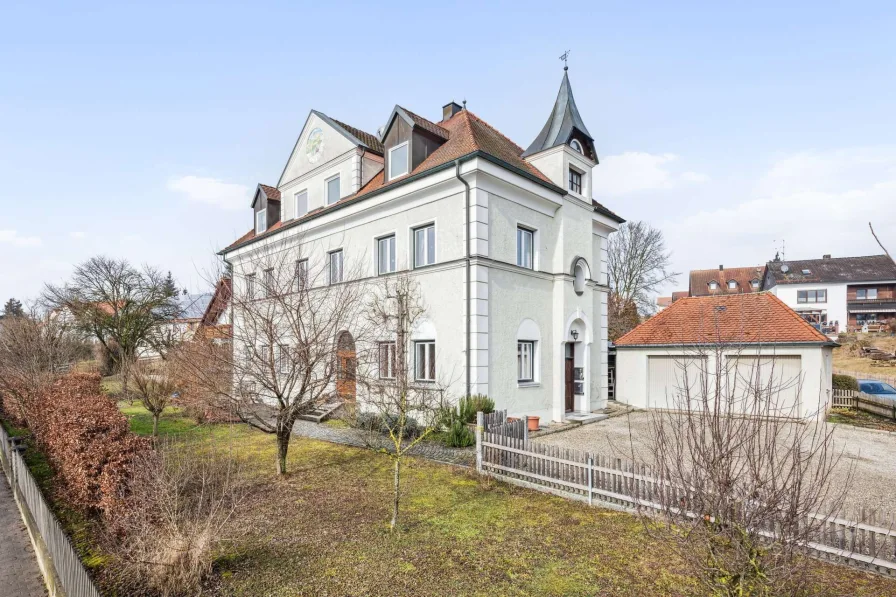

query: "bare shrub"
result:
(107, 438), (246, 596)
(640, 341), (850, 597)
(130, 358), (180, 439)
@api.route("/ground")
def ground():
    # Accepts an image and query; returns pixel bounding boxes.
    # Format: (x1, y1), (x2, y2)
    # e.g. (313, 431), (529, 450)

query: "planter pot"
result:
(527, 416), (540, 432)
(507, 416), (520, 423)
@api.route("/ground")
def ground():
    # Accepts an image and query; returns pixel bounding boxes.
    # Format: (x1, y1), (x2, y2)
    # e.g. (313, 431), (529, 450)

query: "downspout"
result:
(455, 159), (472, 398)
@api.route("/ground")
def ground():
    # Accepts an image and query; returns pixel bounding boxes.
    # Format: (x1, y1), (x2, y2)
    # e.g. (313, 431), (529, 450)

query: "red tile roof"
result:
(615, 293), (831, 346)
(399, 106), (450, 140)
(689, 265), (766, 296)
(330, 117), (385, 154)
(258, 184), (281, 201)
(224, 109), (559, 252)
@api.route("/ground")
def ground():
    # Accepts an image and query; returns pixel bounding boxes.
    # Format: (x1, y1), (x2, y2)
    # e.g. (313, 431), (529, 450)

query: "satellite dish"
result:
(780, 264), (790, 273)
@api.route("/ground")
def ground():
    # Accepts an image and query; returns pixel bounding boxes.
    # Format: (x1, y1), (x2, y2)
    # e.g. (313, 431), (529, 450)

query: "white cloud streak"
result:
(596, 152), (709, 196)
(168, 175), (251, 211)
(0, 229), (42, 248)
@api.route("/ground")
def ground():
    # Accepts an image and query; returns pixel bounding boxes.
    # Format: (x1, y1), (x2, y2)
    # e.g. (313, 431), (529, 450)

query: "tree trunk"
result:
(152, 412), (159, 439)
(276, 429), (291, 475)
(390, 457), (401, 531)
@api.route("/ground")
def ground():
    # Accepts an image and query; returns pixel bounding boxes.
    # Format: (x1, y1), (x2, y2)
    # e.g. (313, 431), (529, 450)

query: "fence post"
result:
(523, 416), (529, 442)
(475, 411), (483, 473)
(587, 456), (593, 506)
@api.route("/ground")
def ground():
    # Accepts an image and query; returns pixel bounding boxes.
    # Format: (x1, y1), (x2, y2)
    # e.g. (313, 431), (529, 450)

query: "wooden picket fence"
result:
(475, 411), (896, 576)
(0, 424), (101, 597)
(831, 389), (896, 421)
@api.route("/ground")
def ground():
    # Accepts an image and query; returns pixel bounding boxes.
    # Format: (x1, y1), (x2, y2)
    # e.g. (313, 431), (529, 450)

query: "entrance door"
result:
(564, 343), (575, 412)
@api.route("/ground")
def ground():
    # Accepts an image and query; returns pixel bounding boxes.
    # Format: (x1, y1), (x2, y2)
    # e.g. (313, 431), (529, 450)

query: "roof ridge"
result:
(397, 105), (450, 138)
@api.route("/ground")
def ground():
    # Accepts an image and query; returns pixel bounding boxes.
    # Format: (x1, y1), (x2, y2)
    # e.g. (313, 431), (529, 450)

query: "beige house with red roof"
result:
(219, 69), (623, 423)
(614, 293), (835, 419)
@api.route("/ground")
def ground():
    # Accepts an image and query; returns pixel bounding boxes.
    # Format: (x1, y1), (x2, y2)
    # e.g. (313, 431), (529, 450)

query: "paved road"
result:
(0, 477), (46, 597)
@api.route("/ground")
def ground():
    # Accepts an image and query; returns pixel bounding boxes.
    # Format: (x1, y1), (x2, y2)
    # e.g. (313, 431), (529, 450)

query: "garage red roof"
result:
(615, 293), (831, 346)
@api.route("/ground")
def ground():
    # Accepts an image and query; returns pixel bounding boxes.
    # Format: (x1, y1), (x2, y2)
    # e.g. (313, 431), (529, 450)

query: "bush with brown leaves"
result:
(28, 373), (150, 516)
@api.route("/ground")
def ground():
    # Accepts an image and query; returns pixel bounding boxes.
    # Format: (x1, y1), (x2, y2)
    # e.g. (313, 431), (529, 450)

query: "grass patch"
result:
(828, 408), (896, 432)
(100, 375), (123, 397)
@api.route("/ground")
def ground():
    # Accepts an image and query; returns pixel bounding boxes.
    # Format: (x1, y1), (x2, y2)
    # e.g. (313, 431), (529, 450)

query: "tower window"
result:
(569, 168), (582, 194)
(569, 139), (583, 154)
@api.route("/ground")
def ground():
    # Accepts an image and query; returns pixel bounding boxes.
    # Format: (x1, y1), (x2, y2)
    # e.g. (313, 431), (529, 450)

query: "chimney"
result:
(442, 101), (463, 121)
(719, 264), (724, 271)
(823, 254), (831, 259)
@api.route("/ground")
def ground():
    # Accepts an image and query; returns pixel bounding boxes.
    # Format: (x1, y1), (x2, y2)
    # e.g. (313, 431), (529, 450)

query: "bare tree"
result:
(607, 221), (679, 328)
(130, 358), (180, 439)
(0, 306), (88, 425)
(352, 274), (451, 531)
(174, 243), (369, 475)
(43, 256), (182, 395)
(638, 339), (850, 596)
(869, 222), (893, 264)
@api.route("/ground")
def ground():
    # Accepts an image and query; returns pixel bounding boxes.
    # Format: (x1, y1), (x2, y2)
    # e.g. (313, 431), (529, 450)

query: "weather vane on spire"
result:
(559, 50), (571, 70)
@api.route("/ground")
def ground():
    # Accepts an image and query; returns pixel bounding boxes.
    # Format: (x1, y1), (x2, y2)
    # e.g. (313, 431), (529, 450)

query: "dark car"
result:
(858, 379), (896, 402)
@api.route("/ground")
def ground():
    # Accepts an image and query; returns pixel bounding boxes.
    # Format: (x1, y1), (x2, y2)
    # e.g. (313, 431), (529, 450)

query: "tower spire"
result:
(522, 67), (597, 161)
(559, 49), (570, 71)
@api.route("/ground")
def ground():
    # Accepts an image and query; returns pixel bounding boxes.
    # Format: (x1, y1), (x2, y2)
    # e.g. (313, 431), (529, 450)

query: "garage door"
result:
(647, 356), (707, 409)
(727, 355), (802, 417)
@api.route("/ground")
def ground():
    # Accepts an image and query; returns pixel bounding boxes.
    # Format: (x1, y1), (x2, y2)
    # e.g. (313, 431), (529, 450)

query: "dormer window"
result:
(256, 209), (267, 234)
(751, 279), (760, 289)
(709, 281), (719, 290)
(326, 175), (340, 205)
(727, 280), (738, 289)
(388, 141), (409, 180)
(569, 139), (583, 154)
(568, 167), (583, 194)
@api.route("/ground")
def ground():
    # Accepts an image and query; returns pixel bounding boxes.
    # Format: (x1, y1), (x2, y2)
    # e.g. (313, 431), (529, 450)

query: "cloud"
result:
(168, 175), (251, 211)
(663, 147), (896, 281)
(69, 231), (86, 240)
(0, 229), (42, 248)
(596, 152), (709, 196)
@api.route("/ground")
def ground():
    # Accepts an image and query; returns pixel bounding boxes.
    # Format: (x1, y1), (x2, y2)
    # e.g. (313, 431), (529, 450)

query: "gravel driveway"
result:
(534, 412), (896, 514)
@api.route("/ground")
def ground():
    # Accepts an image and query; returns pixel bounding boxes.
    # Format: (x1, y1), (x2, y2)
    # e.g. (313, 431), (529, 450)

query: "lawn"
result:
(109, 405), (895, 597)
(828, 407), (896, 432)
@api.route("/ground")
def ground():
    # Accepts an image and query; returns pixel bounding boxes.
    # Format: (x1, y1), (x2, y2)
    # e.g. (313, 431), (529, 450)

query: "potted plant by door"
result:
(527, 416), (540, 432)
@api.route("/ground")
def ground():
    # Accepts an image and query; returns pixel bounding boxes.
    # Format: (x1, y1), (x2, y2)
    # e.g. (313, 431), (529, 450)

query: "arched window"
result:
(517, 319), (541, 384)
(569, 139), (583, 154)
(571, 258), (590, 295)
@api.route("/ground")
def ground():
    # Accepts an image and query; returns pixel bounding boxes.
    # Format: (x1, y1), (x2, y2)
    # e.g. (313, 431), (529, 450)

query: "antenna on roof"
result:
(773, 238), (786, 262)
(462, 98), (467, 110)
(559, 49), (571, 71)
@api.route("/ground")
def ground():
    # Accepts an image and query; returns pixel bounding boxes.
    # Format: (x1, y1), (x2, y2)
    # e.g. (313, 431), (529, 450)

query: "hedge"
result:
(832, 374), (859, 392)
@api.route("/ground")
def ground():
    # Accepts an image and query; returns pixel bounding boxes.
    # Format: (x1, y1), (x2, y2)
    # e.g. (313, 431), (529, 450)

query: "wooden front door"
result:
(564, 343), (575, 412)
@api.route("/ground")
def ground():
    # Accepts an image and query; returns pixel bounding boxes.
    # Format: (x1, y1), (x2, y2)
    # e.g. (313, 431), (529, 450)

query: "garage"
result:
(614, 293), (836, 419)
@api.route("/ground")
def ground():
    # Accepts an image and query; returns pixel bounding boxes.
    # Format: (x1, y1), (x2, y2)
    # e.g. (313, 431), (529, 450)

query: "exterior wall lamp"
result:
(570, 330), (579, 341)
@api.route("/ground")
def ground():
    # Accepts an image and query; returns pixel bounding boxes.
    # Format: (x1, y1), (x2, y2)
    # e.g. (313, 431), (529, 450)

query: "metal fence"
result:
(475, 411), (896, 576)
(0, 424), (101, 597)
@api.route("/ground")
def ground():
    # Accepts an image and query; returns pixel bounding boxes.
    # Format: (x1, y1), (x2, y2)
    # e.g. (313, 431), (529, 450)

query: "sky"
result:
(1, 0), (895, 303)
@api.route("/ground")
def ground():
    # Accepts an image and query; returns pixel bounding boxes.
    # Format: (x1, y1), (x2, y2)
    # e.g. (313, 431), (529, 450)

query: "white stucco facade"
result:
(615, 344), (834, 419)
(767, 282), (849, 329)
(222, 102), (620, 423)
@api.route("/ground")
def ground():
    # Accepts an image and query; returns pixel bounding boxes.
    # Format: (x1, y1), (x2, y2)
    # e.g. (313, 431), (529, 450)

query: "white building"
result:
(614, 293), (836, 419)
(219, 69), (623, 422)
(764, 255), (896, 332)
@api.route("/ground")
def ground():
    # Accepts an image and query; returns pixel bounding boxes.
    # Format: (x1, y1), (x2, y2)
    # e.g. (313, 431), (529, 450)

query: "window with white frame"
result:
(329, 250), (343, 284)
(414, 340), (435, 382)
(244, 344), (253, 367)
(246, 273), (256, 300)
(751, 279), (760, 289)
(388, 141), (409, 180)
(264, 268), (275, 297)
(797, 289), (827, 303)
(295, 259), (308, 291)
(518, 341), (535, 382)
(568, 167), (583, 194)
(294, 190), (308, 218)
(517, 226), (534, 269)
(377, 235), (396, 275)
(326, 175), (340, 205)
(378, 341), (396, 379)
(260, 344), (270, 368)
(727, 280), (738, 289)
(256, 209), (267, 234)
(414, 224), (436, 267)
(276, 344), (289, 374)
(708, 281), (718, 290)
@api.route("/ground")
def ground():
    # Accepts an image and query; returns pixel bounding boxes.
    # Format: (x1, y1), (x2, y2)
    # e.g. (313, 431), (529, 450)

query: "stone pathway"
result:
(292, 420), (475, 467)
(0, 477), (47, 597)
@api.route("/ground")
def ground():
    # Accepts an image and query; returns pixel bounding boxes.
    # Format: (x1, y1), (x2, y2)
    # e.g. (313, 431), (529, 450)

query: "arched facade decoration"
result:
(336, 330), (356, 401)
(570, 257), (591, 296)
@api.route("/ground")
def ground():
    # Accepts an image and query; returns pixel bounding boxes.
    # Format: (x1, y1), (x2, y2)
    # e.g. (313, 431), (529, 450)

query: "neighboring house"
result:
(765, 254), (896, 331)
(196, 277), (232, 342)
(614, 293), (836, 419)
(219, 68), (624, 422)
(688, 264), (766, 297)
(655, 296), (673, 311)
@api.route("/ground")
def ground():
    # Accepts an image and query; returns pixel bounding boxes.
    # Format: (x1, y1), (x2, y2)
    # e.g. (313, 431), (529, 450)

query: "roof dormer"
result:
(380, 106), (449, 182)
(251, 184), (281, 234)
